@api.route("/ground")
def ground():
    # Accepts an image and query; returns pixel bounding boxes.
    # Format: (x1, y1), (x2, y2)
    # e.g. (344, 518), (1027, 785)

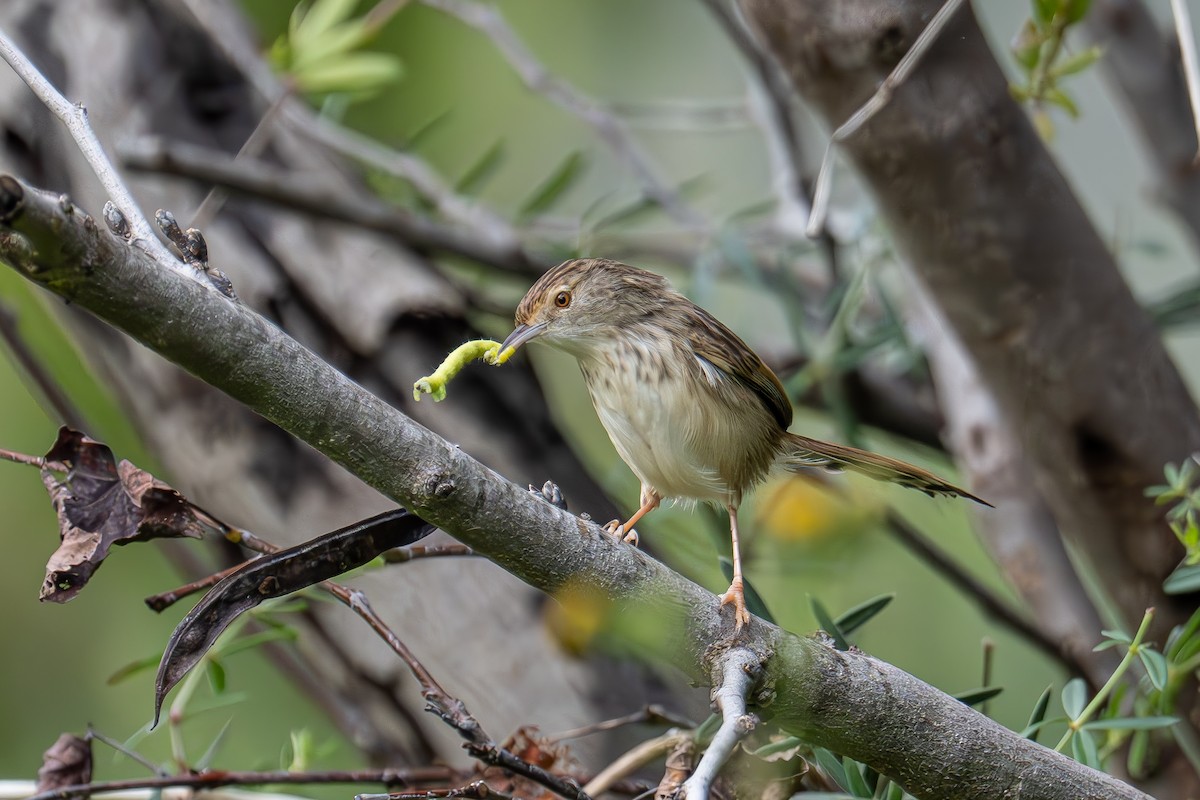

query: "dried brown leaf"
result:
(39, 427), (203, 602)
(36, 733), (92, 795)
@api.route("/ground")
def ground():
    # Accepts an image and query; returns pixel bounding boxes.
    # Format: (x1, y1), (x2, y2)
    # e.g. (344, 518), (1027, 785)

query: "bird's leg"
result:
(718, 503), (751, 629)
(603, 487), (660, 546)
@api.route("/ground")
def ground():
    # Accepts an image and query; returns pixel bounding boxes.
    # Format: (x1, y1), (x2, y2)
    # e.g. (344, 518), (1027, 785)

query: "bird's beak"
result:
(501, 322), (547, 353)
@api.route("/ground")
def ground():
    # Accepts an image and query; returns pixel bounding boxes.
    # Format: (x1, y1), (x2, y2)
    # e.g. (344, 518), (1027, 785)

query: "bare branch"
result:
(1171, 0), (1200, 162)
(19, 768), (456, 800)
(419, 0), (707, 231)
(804, 0), (967, 238)
(680, 649), (760, 800)
(0, 28), (182, 273)
(582, 731), (692, 797)
(120, 137), (544, 275)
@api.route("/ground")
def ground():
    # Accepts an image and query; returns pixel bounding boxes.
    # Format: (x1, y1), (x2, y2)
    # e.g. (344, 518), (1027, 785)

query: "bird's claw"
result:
(603, 519), (639, 547)
(720, 579), (752, 630)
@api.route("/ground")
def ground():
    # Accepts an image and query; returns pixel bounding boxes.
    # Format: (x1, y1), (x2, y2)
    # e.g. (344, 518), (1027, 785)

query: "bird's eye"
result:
(554, 290), (571, 308)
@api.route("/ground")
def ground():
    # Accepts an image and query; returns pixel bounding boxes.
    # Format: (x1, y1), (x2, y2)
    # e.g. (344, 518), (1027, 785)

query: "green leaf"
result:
(1100, 628), (1132, 644)
(294, 52), (404, 95)
(1139, 648), (1169, 690)
(290, 20), (374, 72)
(810, 596), (848, 650)
(206, 658), (226, 694)
(1071, 728), (1101, 769)
(749, 735), (805, 757)
(719, 557), (774, 623)
(954, 686), (1004, 707)
(842, 757), (872, 798)
(518, 151), (586, 219)
(1025, 685), (1053, 742)
(812, 748), (848, 791)
(216, 626), (298, 660)
(1064, 0), (1092, 24)
(1052, 45), (1102, 77)
(1044, 87), (1080, 117)
(454, 140), (506, 196)
(1164, 563), (1200, 594)
(1083, 715), (1178, 732)
(196, 718), (233, 771)
(694, 713), (722, 745)
(1167, 606), (1200, 660)
(1062, 677), (1088, 720)
(106, 654), (162, 686)
(1032, 0), (1058, 26)
(293, 0), (360, 46)
(833, 594), (895, 636)
(1127, 728), (1150, 777)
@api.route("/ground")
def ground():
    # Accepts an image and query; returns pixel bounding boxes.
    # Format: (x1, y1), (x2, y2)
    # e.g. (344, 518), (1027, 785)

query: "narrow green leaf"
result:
(1100, 628), (1132, 644)
(1052, 45), (1102, 77)
(1093, 639), (1125, 652)
(290, 20), (373, 72)
(518, 151), (585, 219)
(1064, 0), (1092, 24)
(107, 654), (162, 686)
(294, 53), (403, 95)
(693, 713), (721, 745)
(810, 596), (848, 651)
(1127, 728), (1150, 777)
(454, 140), (506, 196)
(954, 686), (1004, 707)
(1139, 648), (1169, 690)
(1071, 729), (1101, 769)
(216, 626), (298, 660)
(1083, 715), (1178, 732)
(812, 748), (848, 791)
(1032, 0), (1058, 26)
(834, 594), (895, 636)
(206, 658), (226, 694)
(1168, 606), (1200, 660)
(1024, 685), (1053, 742)
(294, 0), (360, 45)
(1062, 677), (1088, 720)
(1164, 563), (1200, 594)
(1044, 87), (1080, 117)
(749, 735), (805, 757)
(196, 718), (233, 771)
(842, 757), (871, 798)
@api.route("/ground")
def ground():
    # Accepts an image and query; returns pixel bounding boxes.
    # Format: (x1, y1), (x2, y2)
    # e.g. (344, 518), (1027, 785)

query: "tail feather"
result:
(780, 433), (992, 507)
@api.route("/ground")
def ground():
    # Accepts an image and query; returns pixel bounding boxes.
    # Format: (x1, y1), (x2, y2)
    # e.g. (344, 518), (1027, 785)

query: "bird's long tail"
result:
(778, 433), (992, 507)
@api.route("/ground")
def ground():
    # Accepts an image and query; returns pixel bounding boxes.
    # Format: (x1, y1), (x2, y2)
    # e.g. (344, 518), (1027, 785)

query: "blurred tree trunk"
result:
(740, 0), (1200, 795)
(0, 0), (671, 767)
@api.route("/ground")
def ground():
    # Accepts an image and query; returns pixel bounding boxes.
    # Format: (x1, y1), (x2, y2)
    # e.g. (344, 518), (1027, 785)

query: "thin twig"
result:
(86, 726), (167, 778)
(1171, 0), (1200, 162)
(420, 0), (706, 231)
(121, 137), (543, 276)
(21, 767), (457, 800)
(582, 731), (692, 798)
(382, 543), (476, 563)
(680, 649), (760, 800)
(548, 705), (695, 742)
(805, 0), (967, 237)
(699, 0), (811, 236)
(0, 302), (88, 429)
(0, 446), (64, 471)
(358, 780), (510, 800)
(143, 560), (252, 612)
(0, 28), (183, 273)
(885, 511), (1095, 686)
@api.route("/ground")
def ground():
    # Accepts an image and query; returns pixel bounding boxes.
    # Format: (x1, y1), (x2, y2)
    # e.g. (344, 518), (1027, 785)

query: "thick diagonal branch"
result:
(0, 173), (1151, 800)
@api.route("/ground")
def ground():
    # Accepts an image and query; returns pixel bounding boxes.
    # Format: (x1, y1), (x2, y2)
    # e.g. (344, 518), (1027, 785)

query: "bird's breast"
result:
(577, 338), (775, 504)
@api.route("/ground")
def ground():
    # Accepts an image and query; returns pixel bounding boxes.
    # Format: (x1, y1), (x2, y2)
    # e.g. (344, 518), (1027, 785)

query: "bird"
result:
(501, 258), (988, 629)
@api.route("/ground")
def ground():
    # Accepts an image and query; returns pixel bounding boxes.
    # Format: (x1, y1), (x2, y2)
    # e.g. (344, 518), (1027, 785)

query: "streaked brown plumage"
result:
(502, 258), (987, 628)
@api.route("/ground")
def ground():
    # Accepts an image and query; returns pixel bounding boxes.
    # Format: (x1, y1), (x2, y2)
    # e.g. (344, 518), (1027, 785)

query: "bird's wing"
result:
(687, 304), (793, 429)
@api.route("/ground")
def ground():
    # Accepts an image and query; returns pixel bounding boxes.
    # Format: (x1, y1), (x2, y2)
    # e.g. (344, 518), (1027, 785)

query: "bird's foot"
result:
(719, 578), (751, 630)
(602, 519), (639, 546)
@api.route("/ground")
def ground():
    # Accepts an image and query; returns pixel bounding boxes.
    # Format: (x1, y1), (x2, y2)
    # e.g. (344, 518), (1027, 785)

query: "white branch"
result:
(680, 648), (760, 800)
(805, 0), (967, 238)
(0, 26), (186, 274)
(1171, 0), (1200, 162)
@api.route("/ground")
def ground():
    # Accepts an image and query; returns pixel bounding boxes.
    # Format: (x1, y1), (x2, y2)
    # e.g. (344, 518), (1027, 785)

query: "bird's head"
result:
(501, 258), (672, 358)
